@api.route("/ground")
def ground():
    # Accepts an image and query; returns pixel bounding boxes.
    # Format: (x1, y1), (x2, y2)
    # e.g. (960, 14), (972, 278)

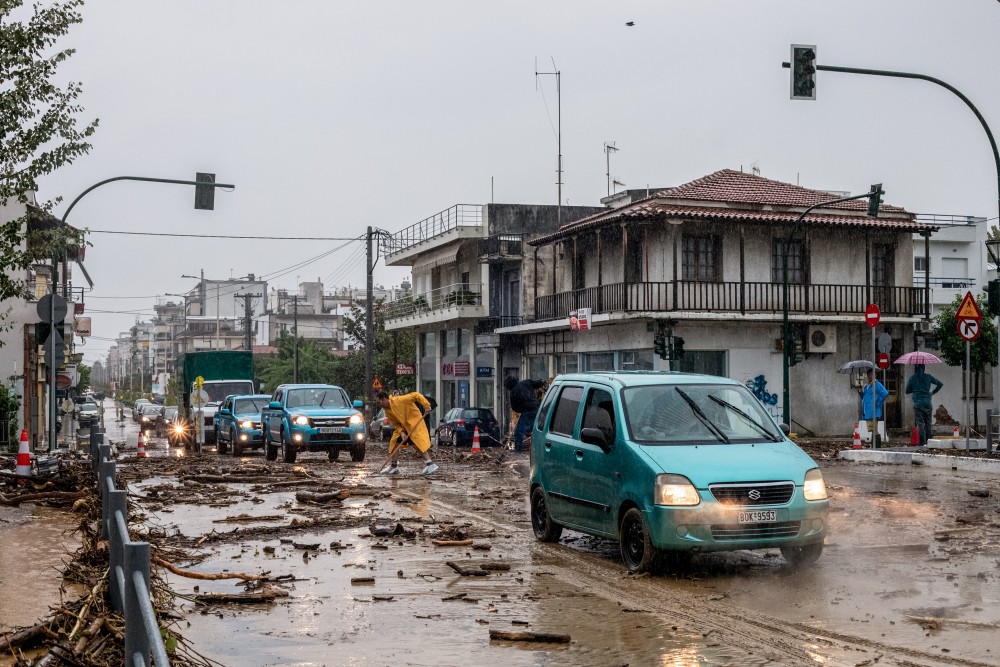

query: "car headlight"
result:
(349, 414), (363, 425)
(654, 473), (700, 506)
(173, 425), (185, 434)
(803, 468), (828, 501)
(292, 414), (310, 426)
(241, 420), (254, 429)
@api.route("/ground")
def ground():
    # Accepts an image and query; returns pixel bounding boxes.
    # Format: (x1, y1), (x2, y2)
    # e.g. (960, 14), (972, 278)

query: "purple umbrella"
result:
(894, 351), (943, 365)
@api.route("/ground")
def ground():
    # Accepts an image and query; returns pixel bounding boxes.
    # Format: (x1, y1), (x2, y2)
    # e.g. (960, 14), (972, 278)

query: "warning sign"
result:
(372, 377), (383, 391)
(956, 291), (983, 320)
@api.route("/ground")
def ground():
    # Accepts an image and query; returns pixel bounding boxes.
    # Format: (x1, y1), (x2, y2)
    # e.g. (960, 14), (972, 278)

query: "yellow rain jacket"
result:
(386, 392), (432, 454)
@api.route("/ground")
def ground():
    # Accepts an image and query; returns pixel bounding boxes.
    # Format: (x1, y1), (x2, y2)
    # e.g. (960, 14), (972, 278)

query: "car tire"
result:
(216, 428), (228, 455)
(264, 431), (278, 461)
(780, 542), (823, 568)
(232, 430), (243, 456)
(281, 429), (297, 464)
(328, 448), (339, 462)
(349, 441), (366, 462)
(530, 487), (563, 542)
(620, 507), (658, 574)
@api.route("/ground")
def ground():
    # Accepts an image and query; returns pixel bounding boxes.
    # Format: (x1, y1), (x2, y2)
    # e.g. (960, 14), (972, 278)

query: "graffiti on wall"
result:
(744, 374), (782, 420)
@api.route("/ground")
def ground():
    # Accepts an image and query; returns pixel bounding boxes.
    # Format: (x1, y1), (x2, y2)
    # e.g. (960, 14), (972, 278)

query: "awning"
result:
(412, 246), (461, 273)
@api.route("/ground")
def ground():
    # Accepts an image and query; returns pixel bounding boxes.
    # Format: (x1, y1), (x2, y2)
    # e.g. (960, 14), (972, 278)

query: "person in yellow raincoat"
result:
(376, 390), (439, 475)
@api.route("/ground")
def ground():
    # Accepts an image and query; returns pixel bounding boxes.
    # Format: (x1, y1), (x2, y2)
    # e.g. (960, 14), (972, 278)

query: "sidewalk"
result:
(838, 446), (1000, 474)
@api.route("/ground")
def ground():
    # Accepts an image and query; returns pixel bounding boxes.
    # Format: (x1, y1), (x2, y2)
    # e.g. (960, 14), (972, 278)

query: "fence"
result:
(89, 423), (170, 666)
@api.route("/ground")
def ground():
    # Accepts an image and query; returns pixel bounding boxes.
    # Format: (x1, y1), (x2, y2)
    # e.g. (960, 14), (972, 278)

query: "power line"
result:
(85, 229), (364, 240)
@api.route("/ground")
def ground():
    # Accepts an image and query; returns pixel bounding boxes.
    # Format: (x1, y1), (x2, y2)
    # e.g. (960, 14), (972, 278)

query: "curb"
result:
(837, 448), (1000, 474)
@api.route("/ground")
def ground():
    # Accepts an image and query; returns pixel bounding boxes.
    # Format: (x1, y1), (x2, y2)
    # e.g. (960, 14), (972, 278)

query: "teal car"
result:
(260, 384), (367, 463)
(215, 394), (270, 456)
(529, 371), (829, 573)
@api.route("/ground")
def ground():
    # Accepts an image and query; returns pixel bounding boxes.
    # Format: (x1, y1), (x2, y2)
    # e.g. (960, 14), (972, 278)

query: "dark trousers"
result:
(513, 410), (537, 452)
(914, 404), (933, 446)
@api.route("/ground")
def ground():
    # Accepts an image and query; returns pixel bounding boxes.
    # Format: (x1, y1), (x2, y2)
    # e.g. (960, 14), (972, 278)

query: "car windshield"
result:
(623, 383), (782, 445)
(80, 404), (98, 413)
(234, 398), (268, 414)
(203, 382), (254, 403)
(285, 387), (348, 409)
(163, 407), (178, 418)
(142, 405), (160, 415)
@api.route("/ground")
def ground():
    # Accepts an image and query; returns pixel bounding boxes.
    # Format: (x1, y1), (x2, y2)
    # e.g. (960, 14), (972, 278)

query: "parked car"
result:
(76, 402), (99, 426)
(434, 407), (501, 448)
(155, 406), (178, 437)
(166, 411), (192, 448)
(138, 403), (161, 435)
(214, 394), (270, 456)
(370, 409), (394, 441)
(260, 384), (367, 463)
(529, 371), (829, 574)
(133, 399), (151, 422)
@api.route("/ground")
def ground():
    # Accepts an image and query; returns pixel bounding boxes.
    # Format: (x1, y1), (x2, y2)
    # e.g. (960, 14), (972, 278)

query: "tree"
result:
(255, 332), (339, 392)
(1, 1), (98, 312)
(338, 298), (417, 401)
(931, 293), (998, 427)
(77, 362), (90, 391)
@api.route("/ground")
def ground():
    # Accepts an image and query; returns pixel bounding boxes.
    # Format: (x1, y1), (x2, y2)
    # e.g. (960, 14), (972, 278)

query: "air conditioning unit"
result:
(807, 325), (837, 354)
(915, 321), (933, 332)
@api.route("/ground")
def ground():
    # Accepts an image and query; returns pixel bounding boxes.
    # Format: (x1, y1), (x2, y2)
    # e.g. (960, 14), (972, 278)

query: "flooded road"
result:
(121, 437), (1000, 667)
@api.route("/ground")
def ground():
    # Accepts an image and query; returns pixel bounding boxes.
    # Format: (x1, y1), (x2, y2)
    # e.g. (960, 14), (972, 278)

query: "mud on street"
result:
(88, 431), (998, 667)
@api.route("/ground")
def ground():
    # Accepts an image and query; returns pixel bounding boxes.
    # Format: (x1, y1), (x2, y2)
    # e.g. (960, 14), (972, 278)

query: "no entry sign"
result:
(865, 303), (880, 327)
(877, 353), (890, 369)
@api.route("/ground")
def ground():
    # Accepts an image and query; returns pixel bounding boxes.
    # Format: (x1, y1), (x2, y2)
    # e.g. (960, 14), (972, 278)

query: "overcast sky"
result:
(34, 0), (1000, 365)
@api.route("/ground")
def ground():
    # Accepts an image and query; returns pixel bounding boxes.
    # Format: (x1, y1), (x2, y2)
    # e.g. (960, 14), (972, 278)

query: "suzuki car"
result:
(529, 371), (829, 573)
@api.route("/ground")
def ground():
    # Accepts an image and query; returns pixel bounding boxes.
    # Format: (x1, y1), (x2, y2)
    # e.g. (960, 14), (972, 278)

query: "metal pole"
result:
(966, 340), (971, 449)
(48, 257), (57, 452)
(293, 293), (299, 383)
(871, 327), (877, 448)
(215, 283), (220, 349)
(365, 227), (374, 409)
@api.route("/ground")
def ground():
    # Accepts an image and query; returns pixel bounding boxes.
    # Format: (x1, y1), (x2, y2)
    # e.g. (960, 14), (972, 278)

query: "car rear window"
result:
(462, 409), (494, 421)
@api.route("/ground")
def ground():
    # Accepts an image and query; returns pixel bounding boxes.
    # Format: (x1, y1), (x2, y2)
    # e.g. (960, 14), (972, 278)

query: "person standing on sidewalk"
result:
(376, 391), (438, 475)
(905, 364), (944, 447)
(860, 369), (889, 445)
(504, 376), (546, 453)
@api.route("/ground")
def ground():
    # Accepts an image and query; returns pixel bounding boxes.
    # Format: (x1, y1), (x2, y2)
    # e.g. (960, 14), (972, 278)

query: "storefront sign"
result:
(395, 363), (415, 375)
(75, 316), (91, 337)
(476, 366), (493, 378)
(569, 307), (591, 331)
(454, 361), (470, 376)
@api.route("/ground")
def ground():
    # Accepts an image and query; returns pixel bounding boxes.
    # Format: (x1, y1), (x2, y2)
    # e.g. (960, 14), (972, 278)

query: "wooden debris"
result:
(291, 542), (321, 550)
(446, 561), (489, 577)
(0, 490), (87, 506)
(433, 539), (474, 547)
(0, 620), (49, 652)
(489, 629), (571, 643)
(193, 588), (289, 604)
(295, 489), (351, 503)
(904, 614), (1000, 630)
(152, 555), (269, 581)
(351, 577), (375, 585)
(212, 513), (284, 523)
(479, 562), (511, 572)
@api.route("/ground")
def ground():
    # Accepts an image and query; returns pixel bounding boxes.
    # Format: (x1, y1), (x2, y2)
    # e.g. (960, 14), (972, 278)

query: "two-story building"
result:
(498, 169), (939, 436)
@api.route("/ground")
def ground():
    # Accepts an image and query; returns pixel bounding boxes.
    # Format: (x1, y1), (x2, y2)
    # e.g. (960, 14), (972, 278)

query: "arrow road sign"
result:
(957, 317), (981, 342)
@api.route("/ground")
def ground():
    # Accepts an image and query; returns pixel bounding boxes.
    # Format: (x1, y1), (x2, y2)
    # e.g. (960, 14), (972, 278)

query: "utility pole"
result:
(215, 283), (220, 350)
(293, 293), (299, 383)
(365, 226), (374, 409)
(235, 293), (260, 351)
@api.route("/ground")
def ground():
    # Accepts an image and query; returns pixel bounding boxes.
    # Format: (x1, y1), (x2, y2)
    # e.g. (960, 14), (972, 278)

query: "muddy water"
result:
(0, 504), (80, 631)
(135, 454), (1000, 666)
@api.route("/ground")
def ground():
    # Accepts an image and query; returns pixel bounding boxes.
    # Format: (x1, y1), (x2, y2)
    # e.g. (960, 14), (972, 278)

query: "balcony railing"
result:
(383, 204), (482, 255)
(477, 316), (524, 335)
(478, 234), (524, 261)
(535, 281), (927, 321)
(912, 274), (976, 288)
(386, 283), (484, 319)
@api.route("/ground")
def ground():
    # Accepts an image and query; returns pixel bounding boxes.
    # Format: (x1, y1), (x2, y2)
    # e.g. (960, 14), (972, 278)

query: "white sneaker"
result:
(380, 463), (399, 475)
(421, 462), (439, 476)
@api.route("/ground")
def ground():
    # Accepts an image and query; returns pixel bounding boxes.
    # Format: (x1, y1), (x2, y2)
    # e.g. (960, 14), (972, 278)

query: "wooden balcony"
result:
(535, 281), (927, 321)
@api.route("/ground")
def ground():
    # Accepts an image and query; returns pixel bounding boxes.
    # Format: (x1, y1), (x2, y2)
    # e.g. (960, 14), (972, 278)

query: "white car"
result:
(77, 402), (99, 424)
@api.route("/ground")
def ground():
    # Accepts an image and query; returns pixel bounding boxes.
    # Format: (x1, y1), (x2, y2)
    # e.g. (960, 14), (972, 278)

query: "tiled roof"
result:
(252, 345), (279, 355)
(530, 169), (935, 245)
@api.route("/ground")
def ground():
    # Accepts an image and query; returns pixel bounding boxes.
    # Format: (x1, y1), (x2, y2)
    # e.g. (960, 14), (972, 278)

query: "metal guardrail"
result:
(90, 423), (170, 666)
(382, 204), (482, 255)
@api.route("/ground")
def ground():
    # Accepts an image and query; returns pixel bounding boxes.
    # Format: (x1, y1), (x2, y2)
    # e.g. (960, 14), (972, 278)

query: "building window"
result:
(528, 356), (549, 381)
(584, 352), (615, 371)
(682, 234), (722, 282)
(444, 329), (457, 356)
(677, 350), (727, 377)
(555, 354), (579, 375)
(914, 256), (927, 272)
(421, 332), (436, 358)
(873, 243), (895, 287)
(772, 238), (807, 285)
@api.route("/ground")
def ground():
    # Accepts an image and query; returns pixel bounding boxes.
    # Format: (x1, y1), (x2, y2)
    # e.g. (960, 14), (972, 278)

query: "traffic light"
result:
(672, 336), (685, 359)
(788, 336), (805, 366)
(867, 183), (884, 217)
(790, 45), (817, 100)
(194, 172), (216, 210)
(988, 279), (1000, 315)
(654, 333), (667, 360)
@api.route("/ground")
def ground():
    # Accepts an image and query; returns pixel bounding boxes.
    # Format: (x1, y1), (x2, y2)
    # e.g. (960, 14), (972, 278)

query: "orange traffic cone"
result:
(852, 423), (862, 449)
(910, 426), (920, 446)
(136, 431), (147, 458)
(953, 424), (960, 438)
(15, 429), (32, 482)
(471, 426), (481, 453)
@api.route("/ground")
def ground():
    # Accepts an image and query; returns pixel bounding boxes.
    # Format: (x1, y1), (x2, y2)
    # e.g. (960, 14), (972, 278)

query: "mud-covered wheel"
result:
(232, 430), (243, 456)
(620, 507), (658, 574)
(281, 429), (297, 463)
(780, 542), (823, 568)
(530, 487), (562, 542)
(264, 431), (278, 461)
(328, 448), (339, 462)
(349, 441), (366, 462)
(217, 429), (228, 455)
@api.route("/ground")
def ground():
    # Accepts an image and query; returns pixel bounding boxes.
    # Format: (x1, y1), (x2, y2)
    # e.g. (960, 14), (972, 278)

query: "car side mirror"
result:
(580, 427), (610, 450)
(269, 401), (281, 410)
(219, 408), (231, 416)
(778, 423), (790, 435)
(353, 400), (363, 408)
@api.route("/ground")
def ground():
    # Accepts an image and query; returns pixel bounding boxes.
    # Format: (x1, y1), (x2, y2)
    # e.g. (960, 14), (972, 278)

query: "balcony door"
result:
(872, 243), (895, 312)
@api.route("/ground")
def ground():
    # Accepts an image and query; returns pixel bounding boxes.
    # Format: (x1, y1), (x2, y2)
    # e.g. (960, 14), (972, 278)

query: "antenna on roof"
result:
(604, 142), (619, 197)
(536, 58), (562, 225)
(612, 179), (626, 194)
(751, 162), (760, 176)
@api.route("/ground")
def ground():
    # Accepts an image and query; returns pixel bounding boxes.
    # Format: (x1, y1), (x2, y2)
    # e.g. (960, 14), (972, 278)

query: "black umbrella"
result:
(837, 359), (874, 374)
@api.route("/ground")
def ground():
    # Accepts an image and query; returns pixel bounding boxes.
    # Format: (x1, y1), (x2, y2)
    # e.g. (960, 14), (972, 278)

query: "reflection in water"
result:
(0, 505), (80, 631)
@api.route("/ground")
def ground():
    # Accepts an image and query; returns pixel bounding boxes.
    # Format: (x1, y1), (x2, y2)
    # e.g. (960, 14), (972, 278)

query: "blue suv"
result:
(260, 384), (366, 463)
(214, 394), (270, 456)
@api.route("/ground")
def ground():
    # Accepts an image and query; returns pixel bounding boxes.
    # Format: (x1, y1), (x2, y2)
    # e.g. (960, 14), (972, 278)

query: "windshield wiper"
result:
(708, 395), (781, 442)
(674, 388), (729, 443)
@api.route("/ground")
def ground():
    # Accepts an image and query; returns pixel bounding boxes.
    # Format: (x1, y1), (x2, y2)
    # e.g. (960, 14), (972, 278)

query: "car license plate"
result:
(738, 510), (777, 524)
(319, 427), (343, 434)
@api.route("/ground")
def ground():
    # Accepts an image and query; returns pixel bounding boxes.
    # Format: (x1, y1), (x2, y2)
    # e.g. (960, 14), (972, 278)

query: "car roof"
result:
(551, 370), (743, 388)
(225, 394), (271, 400)
(276, 384), (343, 390)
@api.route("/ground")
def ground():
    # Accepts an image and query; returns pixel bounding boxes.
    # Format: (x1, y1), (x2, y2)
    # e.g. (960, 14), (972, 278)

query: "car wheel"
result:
(780, 542), (823, 568)
(620, 507), (658, 574)
(328, 448), (339, 462)
(436, 433), (444, 448)
(232, 430), (243, 456)
(264, 431), (278, 461)
(281, 429), (297, 464)
(349, 441), (366, 462)
(216, 428), (227, 455)
(530, 487), (563, 542)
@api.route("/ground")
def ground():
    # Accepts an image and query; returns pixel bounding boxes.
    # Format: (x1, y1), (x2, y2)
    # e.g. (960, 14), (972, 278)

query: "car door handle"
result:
(575, 450), (584, 460)
(544, 441), (552, 450)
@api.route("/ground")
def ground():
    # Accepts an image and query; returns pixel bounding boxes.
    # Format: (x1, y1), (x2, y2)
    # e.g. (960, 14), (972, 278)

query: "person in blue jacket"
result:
(905, 364), (944, 447)
(860, 369), (889, 421)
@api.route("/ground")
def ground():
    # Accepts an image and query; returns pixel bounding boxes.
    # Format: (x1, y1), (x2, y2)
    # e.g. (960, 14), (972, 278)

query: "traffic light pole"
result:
(782, 191), (882, 427)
